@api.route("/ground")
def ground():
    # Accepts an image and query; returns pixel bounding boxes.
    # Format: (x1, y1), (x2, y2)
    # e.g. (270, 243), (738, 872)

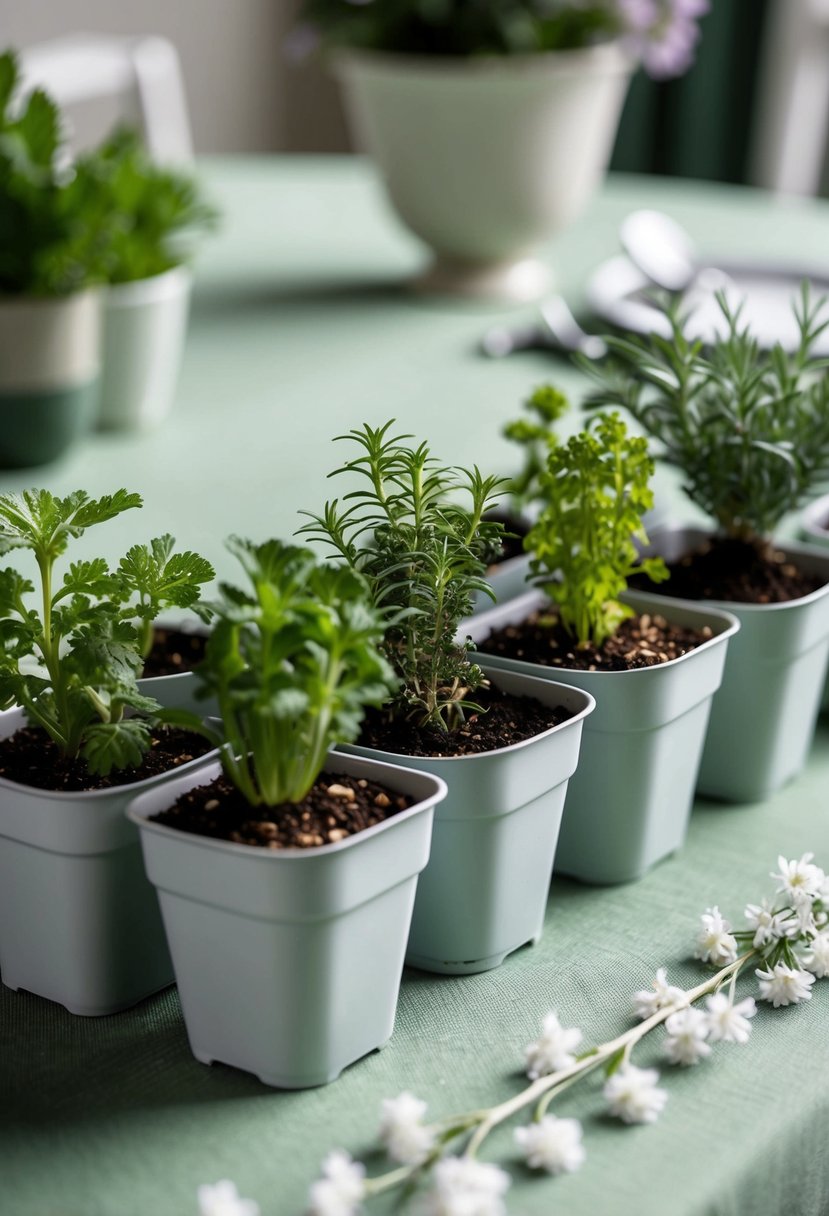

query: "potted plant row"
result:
(468, 412), (738, 885)
(582, 290), (829, 801)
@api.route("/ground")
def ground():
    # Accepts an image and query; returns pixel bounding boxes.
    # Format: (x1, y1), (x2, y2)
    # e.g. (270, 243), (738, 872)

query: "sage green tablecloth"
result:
(2, 158), (829, 1216)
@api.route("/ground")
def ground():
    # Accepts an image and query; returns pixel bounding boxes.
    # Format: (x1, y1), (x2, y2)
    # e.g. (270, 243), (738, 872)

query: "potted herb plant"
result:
(94, 127), (217, 431)
(0, 50), (110, 466)
(0, 488), (215, 1014)
(583, 291), (829, 801)
(299, 422), (595, 973)
(470, 413), (739, 885)
(128, 539), (447, 1088)
(299, 1), (707, 299)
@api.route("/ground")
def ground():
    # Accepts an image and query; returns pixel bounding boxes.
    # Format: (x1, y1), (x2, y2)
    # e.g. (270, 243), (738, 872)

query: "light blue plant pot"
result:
(800, 495), (829, 712)
(128, 753), (445, 1088)
(340, 665), (594, 974)
(467, 590), (738, 884)
(644, 527), (829, 802)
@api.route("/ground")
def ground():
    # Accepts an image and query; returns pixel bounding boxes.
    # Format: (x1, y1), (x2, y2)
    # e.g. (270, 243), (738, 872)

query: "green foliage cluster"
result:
(526, 412), (667, 648)
(188, 539), (397, 806)
(299, 421), (507, 731)
(0, 489), (214, 775)
(502, 383), (569, 512)
(301, 0), (619, 55)
(581, 291), (829, 546)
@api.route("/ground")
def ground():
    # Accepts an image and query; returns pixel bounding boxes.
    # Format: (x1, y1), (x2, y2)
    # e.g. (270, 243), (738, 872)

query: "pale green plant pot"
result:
(0, 696), (217, 1016)
(339, 666), (595, 974)
(128, 753), (446, 1089)
(642, 526), (829, 802)
(467, 592), (739, 885)
(800, 495), (829, 712)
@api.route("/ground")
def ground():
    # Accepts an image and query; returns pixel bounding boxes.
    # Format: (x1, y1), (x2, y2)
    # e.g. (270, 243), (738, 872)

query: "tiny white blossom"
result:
(631, 967), (685, 1020)
(603, 1064), (668, 1125)
(197, 1181), (259, 1216)
(663, 1006), (711, 1066)
(744, 898), (799, 949)
(694, 906), (738, 966)
(378, 1092), (435, 1165)
(524, 1011), (582, 1080)
(704, 992), (756, 1044)
(801, 931), (829, 979)
(772, 854), (825, 904)
(756, 962), (816, 1008)
(426, 1157), (510, 1216)
(308, 1151), (365, 1216)
(514, 1115), (585, 1175)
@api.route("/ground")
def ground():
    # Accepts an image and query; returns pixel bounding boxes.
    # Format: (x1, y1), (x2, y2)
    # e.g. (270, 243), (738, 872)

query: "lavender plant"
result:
(299, 421), (507, 731)
(581, 290), (829, 550)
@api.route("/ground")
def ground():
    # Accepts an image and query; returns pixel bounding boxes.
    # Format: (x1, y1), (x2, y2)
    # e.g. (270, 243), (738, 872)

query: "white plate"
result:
(586, 254), (829, 354)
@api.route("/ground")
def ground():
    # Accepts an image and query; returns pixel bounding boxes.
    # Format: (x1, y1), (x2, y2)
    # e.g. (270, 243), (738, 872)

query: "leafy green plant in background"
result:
(299, 421), (507, 731)
(0, 490), (214, 775)
(0, 49), (112, 294)
(94, 127), (217, 284)
(502, 383), (569, 514)
(526, 412), (667, 648)
(581, 291), (829, 551)
(181, 539), (397, 805)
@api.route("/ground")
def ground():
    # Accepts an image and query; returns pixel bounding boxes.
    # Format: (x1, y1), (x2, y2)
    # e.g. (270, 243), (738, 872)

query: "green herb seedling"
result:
(0, 489), (214, 776)
(177, 538), (398, 806)
(526, 412), (668, 649)
(580, 289), (829, 549)
(298, 421), (508, 731)
(502, 383), (569, 513)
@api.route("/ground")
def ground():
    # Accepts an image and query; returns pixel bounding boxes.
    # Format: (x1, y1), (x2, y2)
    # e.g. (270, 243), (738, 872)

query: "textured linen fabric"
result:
(2, 160), (829, 1216)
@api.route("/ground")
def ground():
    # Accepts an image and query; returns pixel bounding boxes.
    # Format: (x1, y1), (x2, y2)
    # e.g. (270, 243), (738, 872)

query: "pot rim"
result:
(801, 493), (829, 543)
(332, 40), (634, 79)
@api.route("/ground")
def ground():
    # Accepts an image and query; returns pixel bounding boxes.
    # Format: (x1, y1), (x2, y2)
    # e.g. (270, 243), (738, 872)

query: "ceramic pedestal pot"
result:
(339, 665), (594, 974)
(642, 526), (829, 802)
(334, 45), (632, 301)
(467, 591), (739, 885)
(98, 267), (191, 430)
(0, 289), (100, 466)
(800, 494), (829, 711)
(0, 704), (215, 1015)
(128, 753), (446, 1088)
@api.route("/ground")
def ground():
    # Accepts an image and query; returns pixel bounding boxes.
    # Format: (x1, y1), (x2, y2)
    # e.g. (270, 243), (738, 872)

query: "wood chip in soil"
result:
(142, 627), (208, 678)
(630, 537), (825, 605)
(357, 681), (571, 758)
(152, 771), (412, 848)
(0, 726), (213, 793)
(482, 610), (708, 673)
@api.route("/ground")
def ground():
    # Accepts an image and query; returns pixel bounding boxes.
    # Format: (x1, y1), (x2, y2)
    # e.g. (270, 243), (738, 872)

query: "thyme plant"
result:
(0, 489), (214, 775)
(299, 421), (507, 731)
(502, 383), (569, 514)
(184, 539), (398, 806)
(525, 413), (668, 648)
(581, 290), (829, 549)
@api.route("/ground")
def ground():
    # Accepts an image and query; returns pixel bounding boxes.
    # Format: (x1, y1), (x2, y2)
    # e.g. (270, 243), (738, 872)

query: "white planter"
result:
(99, 266), (191, 431)
(339, 665), (594, 973)
(335, 45), (632, 300)
(468, 592), (739, 883)
(128, 753), (446, 1088)
(0, 700), (216, 1015)
(0, 289), (100, 465)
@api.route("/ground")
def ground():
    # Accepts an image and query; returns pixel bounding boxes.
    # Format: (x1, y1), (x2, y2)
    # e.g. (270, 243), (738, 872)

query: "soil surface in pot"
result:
(152, 770), (412, 847)
(482, 610), (708, 673)
(0, 726), (213, 793)
(357, 682), (571, 758)
(142, 627), (208, 678)
(630, 538), (825, 604)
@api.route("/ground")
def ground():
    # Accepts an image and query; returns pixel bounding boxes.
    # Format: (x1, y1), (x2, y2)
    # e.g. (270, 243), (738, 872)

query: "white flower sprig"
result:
(298, 852), (828, 1216)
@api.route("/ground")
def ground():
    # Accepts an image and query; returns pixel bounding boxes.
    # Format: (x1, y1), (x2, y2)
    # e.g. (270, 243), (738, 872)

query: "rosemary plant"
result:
(525, 413), (668, 648)
(581, 290), (829, 549)
(502, 384), (569, 515)
(299, 421), (507, 731)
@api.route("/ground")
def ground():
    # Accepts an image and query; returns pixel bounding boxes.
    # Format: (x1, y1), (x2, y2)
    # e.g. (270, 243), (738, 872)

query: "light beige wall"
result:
(0, 0), (348, 152)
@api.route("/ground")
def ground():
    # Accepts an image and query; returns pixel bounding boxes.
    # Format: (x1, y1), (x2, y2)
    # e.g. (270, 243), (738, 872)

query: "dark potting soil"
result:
(358, 682), (571, 758)
(482, 610), (709, 673)
(152, 770), (412, 848)
(142, 627), (208, 677)
(0, 726), (213, 793)
(630, 537), (825, 605)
